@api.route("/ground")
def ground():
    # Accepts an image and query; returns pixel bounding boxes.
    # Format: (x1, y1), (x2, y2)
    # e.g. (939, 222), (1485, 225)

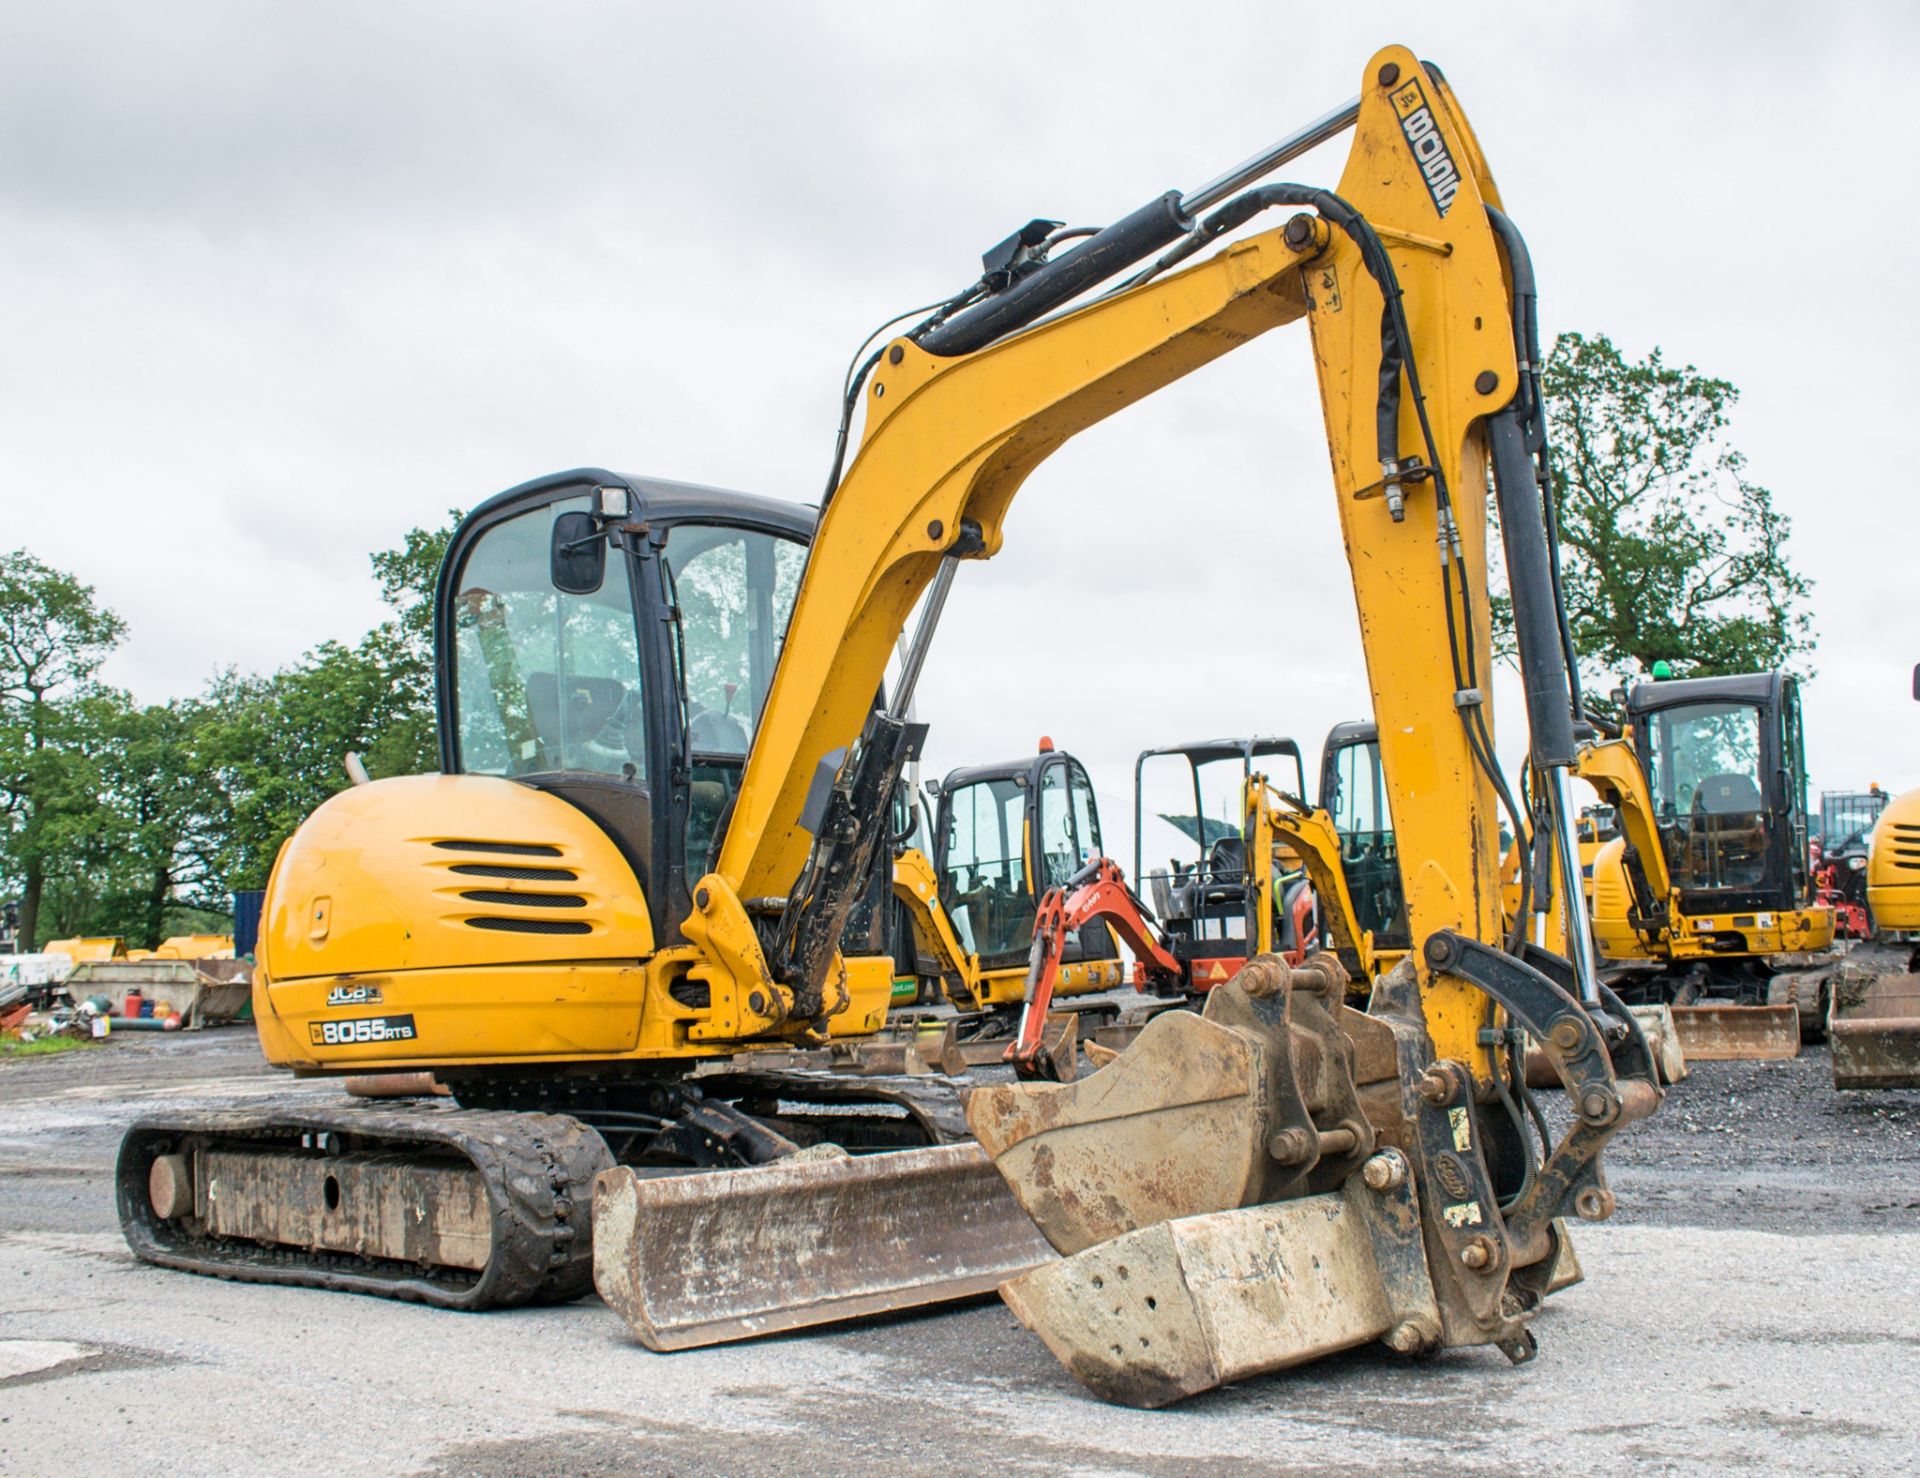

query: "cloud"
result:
(0, 0), (1910, 805)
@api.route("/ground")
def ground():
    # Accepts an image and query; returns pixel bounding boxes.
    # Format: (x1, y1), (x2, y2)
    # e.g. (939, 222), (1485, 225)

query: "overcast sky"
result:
(4, 2), (1914, 852)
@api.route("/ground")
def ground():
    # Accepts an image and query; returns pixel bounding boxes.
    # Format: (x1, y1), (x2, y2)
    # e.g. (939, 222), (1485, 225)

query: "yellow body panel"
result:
(1589, 837), (1831, 959)
(1868, 786), (1920, 930)
(255, 773), (888, 1073)
(151, 934), (235, 960)
(44, 936), (124, 962)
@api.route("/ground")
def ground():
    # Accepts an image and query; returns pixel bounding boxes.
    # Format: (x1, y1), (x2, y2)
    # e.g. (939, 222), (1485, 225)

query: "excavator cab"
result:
(1625, 672), (1814, 941)
(931, 746), (1115, 977)
(438, 471), (893, 962)
(1318, 722), (1412, 956)
(1134, 737), (1311, 985)
(440, 471), (816, 946)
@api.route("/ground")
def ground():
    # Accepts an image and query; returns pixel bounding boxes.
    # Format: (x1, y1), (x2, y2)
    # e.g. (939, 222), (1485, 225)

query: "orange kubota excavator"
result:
(120, 46), (1658, 1406)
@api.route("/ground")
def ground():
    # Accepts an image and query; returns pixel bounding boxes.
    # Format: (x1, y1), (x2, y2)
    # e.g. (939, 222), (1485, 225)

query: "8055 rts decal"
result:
(309, 1014), (416, 1046)
(1387, 77), (1462, 218)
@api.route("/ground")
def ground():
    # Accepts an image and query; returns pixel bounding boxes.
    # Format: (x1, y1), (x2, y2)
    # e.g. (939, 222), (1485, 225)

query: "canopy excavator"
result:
(1579, 672), (1834, 1060)
(120, 44), (1658, 1403)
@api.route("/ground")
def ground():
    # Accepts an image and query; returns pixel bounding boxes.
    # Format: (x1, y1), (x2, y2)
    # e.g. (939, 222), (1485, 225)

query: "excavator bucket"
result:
(1668, 1003), (1800, 1062)
(592, 1142), (1055, 1349)
(1830, 957), (1920, 1090)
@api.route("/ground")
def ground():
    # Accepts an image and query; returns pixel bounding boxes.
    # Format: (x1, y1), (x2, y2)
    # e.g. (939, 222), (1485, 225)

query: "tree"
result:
(0, 551), (127, 945)
(194, 512), (464, 891)
(1523, 332), (1814, 695)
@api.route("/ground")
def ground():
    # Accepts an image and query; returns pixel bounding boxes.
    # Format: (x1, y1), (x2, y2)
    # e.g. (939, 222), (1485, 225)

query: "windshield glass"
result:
(450, 497), (645, 780)
(940, 776), (1032, 960)
(663, 524), (807, 758)
(1324, 736), (1409, 946)
(1643, 700), (1769, 893)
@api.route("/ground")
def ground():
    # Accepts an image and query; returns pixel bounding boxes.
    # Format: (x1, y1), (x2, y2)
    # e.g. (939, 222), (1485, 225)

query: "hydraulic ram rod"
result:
(920, 95), (1362, 357)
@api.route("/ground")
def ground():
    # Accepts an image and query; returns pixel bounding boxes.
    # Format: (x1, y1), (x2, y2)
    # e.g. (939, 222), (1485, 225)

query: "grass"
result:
(0, 1034), (94, 1061)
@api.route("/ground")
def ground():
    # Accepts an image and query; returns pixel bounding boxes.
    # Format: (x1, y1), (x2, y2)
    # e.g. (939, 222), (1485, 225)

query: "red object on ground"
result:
(0, 1002), (30, 1035)
(123, 991), (143, 1017)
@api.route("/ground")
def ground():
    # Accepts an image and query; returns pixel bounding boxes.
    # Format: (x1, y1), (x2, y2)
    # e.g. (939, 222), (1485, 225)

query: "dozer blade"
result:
(117, 1100), (612, 1308)
(998, 1156), (1438, 1409)
(1669, 1002), (1799, 1061)
(592, 1142), (1055, 1349)
(1830, 967), (1920, 1090)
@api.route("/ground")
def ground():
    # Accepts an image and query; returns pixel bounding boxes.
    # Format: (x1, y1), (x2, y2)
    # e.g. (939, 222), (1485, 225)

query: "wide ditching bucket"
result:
(592, 1142), (1055, 1349)
(1830, 959), (1920, 1090)
(1668, 1002), (1800, 1062)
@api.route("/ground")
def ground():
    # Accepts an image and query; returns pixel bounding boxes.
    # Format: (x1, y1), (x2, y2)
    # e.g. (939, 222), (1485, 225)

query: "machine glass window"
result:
(1327, 737), (1408, 946)
(941, 777), (1034, 960)
(663, 525), (808, 757)
(450, 497), (646, 781)
(1644, 700), (1769, 893)
(1037, 764), (1078, 889)
(1068, 762), (1102, 866)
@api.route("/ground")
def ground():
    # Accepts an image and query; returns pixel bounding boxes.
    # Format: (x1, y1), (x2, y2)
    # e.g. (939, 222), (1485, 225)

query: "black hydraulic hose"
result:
(1486, 205), (1584, 723)
(820, 291), (985, 508)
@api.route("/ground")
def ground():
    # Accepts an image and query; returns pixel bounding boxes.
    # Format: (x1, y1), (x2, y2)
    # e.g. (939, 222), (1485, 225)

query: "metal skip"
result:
(1668, 1003), (1800, 1062)
(1830, 965), (1920, 1090)
(592, 1142), (1056, 1350)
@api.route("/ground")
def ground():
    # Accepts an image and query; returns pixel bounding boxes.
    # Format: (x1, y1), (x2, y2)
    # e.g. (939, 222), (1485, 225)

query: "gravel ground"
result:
(1, 1032), (1917, 1477)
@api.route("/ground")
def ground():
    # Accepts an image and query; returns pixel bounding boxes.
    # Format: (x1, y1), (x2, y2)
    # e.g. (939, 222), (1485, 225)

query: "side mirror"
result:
(1911, 663), (1918, 702)
(551, 511), (606, 595)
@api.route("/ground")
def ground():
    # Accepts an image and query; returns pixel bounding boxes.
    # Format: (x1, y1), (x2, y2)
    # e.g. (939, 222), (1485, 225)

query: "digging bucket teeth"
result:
(1668, 1003), (1800, 1061)
(1830, 956), (1920, 1090)
(592, 1142), (1056, 1349)
(116, 1100), (612, 1308)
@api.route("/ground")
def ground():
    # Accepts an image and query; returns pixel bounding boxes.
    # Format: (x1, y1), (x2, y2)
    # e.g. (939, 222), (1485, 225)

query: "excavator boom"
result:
(601, 43), (1659, 1399)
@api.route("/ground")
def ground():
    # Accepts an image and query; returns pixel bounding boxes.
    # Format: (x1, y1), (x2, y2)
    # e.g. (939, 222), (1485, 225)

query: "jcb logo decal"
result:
(1388, 79), (1462, 218)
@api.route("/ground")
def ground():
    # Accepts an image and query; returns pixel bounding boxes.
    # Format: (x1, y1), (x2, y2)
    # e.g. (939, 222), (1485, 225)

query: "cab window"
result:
(450, 497), (646, 782)
(664, 526), (807, 757)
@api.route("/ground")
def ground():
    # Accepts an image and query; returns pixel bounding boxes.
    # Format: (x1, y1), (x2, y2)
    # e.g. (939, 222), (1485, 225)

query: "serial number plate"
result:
(309, 1014), (417, 1047)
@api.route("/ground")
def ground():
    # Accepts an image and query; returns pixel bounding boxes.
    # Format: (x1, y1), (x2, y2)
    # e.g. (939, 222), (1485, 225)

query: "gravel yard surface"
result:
(2, 1032), (1916, 1476)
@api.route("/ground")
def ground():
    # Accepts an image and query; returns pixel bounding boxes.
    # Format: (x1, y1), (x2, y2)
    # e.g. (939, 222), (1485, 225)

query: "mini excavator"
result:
(119, 45), (1659, 1405)
(1578, 671), (1834, 1059)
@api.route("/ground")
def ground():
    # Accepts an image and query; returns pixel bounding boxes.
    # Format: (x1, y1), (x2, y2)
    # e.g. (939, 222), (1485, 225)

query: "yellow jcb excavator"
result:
(890, 741), (1124, 1016)
(118, 44), (1659, 1404)
(1578, 671), (1834, 1060)
(1817, 664), (1920, 1088)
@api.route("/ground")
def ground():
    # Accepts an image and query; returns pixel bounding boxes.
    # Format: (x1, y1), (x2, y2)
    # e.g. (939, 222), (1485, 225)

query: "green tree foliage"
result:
(0, 512), (464, 944)
(1520, 333), (1814, 692)
(0, 552), (128, 945)
(197, 511), (463, 890)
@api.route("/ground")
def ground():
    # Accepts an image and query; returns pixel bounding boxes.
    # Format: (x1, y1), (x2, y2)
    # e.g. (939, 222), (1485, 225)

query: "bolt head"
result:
(1475, 369), (1500, 395)
(1378, 61), (1401, 88)
(888, 344), (904, 365)
(1362, 1152), (1405, 1192)
(1268, 1127), (1314, 1165)
(1283, 213), (1316, 249)
(695, 886), (710, 910)
(748, 990), (768, 1015)
(1550, 1018), (1584, 1053)
(1418, 1068), (1451, 1106)
(1461, 1238), (1492, 1270)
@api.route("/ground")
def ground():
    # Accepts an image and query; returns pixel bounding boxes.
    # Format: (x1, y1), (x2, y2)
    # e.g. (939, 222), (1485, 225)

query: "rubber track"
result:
(116, 1098), (614, 1310)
